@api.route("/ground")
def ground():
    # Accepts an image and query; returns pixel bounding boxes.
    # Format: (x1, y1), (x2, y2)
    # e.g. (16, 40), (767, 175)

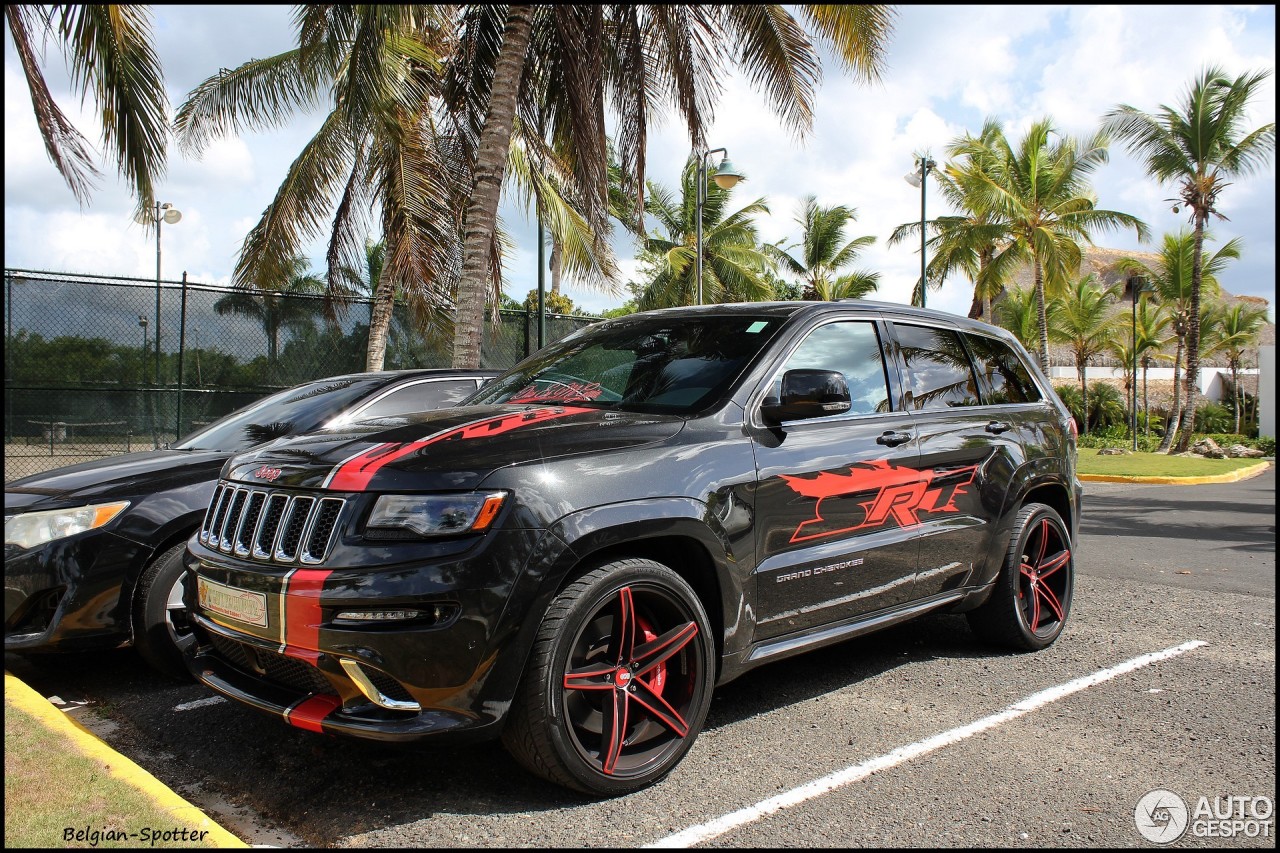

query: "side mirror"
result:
(761, 369), (852, 424)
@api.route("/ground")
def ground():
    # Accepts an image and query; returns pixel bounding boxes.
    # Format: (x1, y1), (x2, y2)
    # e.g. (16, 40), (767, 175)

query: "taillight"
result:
(1068, 416), (1078, 443)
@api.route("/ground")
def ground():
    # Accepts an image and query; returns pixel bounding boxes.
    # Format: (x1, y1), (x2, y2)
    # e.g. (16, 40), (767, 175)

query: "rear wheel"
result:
(131, 541), (195, 679)
(502, 559), (715, 796)
(967, 503), (1074, 651)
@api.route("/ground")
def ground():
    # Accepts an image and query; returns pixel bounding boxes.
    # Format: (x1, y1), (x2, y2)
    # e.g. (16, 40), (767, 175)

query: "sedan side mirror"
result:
(761, 369), (852, 424)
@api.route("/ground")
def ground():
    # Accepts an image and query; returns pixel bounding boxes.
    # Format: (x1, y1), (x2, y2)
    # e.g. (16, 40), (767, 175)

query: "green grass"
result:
(1076, 448), (1267, 478)
(4, 697), (221, 849)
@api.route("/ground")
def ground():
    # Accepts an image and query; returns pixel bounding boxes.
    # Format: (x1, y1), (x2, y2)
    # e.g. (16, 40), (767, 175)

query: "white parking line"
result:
(173, 696), (228, 712)
(646, 639), (1209, 849)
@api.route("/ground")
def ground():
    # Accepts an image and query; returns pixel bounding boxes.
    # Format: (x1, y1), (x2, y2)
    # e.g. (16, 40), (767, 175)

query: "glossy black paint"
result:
(4, 370), (498, 656)
(183, 302), (1082, 743)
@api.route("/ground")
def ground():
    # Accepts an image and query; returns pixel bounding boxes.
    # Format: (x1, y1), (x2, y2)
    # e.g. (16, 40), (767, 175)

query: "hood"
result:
(4, 449), (230, 512)
(224, 405), (686, 493)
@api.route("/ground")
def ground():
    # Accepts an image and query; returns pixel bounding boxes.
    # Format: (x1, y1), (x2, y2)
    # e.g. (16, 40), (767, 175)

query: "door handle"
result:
(876, 430), (913, 447)
(985, 421), (1011, 434)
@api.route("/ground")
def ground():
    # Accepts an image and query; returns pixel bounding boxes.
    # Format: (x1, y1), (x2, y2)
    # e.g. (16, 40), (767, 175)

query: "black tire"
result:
(967, 503), (1075, 651)
(131, 541), (196, 679)
(502, 558), (716, 796)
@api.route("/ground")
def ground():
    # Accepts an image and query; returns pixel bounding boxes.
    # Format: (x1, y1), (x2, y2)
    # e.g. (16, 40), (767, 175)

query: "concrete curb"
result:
(1079, 460), (1271, 485)
(4, 671), (247, 848)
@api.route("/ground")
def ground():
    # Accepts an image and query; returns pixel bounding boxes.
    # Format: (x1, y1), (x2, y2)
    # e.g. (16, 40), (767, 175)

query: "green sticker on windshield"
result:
(746, 321), (768, 333)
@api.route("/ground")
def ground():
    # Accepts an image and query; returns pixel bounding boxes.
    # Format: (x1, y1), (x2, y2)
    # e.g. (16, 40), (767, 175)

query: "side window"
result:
(770, 321), (890, 415)
(964, 333), (1042, 404)
(357, 380), (478, 418)
(892, 323), (981, 410)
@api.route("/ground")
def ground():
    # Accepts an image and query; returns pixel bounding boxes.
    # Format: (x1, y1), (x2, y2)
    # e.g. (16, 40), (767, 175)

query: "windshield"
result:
(175, 377), (379, 451)
(469, 313), (786, 414)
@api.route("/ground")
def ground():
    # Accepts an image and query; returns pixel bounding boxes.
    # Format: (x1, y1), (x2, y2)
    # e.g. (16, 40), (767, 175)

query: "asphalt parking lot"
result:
(7, 468), (1275, 848)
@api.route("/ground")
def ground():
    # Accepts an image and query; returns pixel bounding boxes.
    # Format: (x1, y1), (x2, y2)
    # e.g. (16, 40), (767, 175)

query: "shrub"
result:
(1054, 383), (1128, 434)
(1193, 403), (1232, 435)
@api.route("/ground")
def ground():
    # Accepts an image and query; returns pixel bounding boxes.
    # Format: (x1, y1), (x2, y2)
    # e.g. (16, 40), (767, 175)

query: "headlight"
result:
(365, 492), (506, 539)
(4, 502), (131, 550)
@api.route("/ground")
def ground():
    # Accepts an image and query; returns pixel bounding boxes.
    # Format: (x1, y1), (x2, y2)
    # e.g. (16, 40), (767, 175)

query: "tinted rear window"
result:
(892, 323), (980, 410)
(964, 333), (1042, 404)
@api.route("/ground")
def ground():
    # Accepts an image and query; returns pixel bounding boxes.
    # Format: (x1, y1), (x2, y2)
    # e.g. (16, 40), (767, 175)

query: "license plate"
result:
(197, 576), (268, 628)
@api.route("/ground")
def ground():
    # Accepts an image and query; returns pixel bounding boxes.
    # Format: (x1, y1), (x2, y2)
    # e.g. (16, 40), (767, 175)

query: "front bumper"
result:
(184, 524), (569, 742)
(4, 531), (144, 652)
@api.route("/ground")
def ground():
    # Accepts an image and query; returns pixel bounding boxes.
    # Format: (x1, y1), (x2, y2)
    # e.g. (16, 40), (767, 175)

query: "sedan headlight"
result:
(365, 492), (506, 539)
(4, 502), (131, 550)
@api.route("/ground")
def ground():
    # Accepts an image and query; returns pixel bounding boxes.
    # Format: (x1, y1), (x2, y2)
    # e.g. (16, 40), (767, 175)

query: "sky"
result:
(4, 5), (1276, 323)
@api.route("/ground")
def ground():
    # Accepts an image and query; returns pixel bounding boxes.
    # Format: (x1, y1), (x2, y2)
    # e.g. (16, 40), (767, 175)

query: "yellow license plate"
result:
(197, 576), (268, 628)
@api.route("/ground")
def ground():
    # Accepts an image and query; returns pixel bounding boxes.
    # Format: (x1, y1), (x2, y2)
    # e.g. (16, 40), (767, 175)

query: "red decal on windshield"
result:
(509, 382), (604, 403)
(782, 460), (977, 543)
(324, 407), (591, 491)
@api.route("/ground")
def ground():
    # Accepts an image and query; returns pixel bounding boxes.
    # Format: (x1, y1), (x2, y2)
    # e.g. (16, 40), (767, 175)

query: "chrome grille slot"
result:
(200, 484), (225, 543)
(301, 499), (344, 564)
(201, 481), (345, 565)
(234, 493), (266, 556)
(206, 486), (234, 547)
(275, 497), (315, 562)
(218, 489), (249, 553)
(254, 494), (289, 559)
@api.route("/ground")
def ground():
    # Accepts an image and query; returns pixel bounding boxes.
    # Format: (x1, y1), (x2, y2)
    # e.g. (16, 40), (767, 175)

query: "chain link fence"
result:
(4, 269), (596, 482)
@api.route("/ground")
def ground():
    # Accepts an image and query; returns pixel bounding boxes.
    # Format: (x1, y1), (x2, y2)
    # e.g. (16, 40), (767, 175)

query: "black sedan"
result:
(4, 369), (498, 677)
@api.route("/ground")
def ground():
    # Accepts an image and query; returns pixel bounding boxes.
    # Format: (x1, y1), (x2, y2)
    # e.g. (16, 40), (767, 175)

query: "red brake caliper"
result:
(636, 613), (666, 697)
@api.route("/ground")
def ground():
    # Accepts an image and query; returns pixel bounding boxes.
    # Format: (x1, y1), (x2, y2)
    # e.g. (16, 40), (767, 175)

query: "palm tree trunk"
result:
(1034, 260), (1050, 374)
(1078, 362), (1089, 435)
(1173, 215), (1207, 452)
(550, 239), (562, 297)
(365, 276), (396, 371)
(1142, 357), (1150, 439)
(1157, 333), (1185, 453)
(451, 5), (535, 369)
(1231, 362), (1241, 435)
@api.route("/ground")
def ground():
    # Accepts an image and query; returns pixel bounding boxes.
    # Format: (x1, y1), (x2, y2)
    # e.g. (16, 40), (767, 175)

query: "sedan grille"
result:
(200, 482), (345, 566)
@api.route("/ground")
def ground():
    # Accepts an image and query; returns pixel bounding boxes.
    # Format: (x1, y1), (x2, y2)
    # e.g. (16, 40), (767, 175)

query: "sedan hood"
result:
(224, 405), (686, 493)
(5, 449), (230, 512)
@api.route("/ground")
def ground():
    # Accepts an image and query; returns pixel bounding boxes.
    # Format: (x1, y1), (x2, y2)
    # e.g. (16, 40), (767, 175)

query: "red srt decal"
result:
(323, 407), (591, 491)
(781, 459), (978, 543)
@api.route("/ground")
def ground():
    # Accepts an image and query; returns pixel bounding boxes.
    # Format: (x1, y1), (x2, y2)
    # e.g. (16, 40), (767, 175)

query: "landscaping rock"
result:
(1191, 437), (1222, 456)
(1227, 444), (1265, 459)
(1097, 448), (1129, 455)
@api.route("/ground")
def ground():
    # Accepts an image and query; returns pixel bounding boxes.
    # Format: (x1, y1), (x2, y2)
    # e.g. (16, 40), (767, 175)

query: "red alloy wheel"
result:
(1016, 515), (1073, 637)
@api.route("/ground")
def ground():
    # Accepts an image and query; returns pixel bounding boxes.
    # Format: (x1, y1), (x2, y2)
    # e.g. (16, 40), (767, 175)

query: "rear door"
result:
(884, 320), (1002, 599)
(748, 316), (923, 640)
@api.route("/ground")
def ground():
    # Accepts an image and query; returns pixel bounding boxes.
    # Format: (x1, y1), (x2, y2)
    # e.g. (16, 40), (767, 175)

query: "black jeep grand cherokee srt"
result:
(183, 301), (1081, 796)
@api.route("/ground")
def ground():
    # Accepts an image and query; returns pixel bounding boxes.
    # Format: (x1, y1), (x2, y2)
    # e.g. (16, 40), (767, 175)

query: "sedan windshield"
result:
(175, 378), (379, 452)
(469, 313), (786, 414)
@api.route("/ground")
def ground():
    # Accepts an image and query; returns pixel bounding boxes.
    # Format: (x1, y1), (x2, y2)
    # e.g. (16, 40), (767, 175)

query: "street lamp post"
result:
(136, 201), (181, 385)
(138, 315), (149, 372)
(695, 148), (744, 306)
(903, 157), (936, 308)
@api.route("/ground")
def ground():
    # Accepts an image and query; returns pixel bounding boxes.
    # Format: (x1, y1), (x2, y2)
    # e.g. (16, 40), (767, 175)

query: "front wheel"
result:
(967, 503), (1075, 651)
(131, 541), (196, 679)
(502, 559), (716, 796)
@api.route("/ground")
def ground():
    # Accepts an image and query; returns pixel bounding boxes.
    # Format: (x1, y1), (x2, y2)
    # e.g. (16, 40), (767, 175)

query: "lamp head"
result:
(903, 171), (922, 188)
(712, 158), (744, 190)
(162, 208), (182, 224)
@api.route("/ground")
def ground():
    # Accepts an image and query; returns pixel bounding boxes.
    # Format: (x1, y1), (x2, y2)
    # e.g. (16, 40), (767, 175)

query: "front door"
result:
(749, 319), (923, 640)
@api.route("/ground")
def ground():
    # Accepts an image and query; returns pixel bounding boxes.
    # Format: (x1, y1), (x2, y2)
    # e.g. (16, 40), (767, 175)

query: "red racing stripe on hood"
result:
(323, 407), (591, 492)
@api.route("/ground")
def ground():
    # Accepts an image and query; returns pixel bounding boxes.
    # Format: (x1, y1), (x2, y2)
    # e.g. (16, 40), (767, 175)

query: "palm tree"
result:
(1104, 66), (1275, 451)
(767, 196), (879, 301)
(446, 4), (897, 367)
(637, 158), (774, 309)
(1131, 297), (1173, 437)
(1049, 275), (1119, 433)
(993, 286), (1047, 357)
(964, 119), (1149, 372)
(1113, 230), (1239, 451)
(214, 258), (327, 377)
(1201, 301), (1269, 434)
(888, 119), (1016, 319)
(6, 4), (168, 210)
(177, 7), (463, 372)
